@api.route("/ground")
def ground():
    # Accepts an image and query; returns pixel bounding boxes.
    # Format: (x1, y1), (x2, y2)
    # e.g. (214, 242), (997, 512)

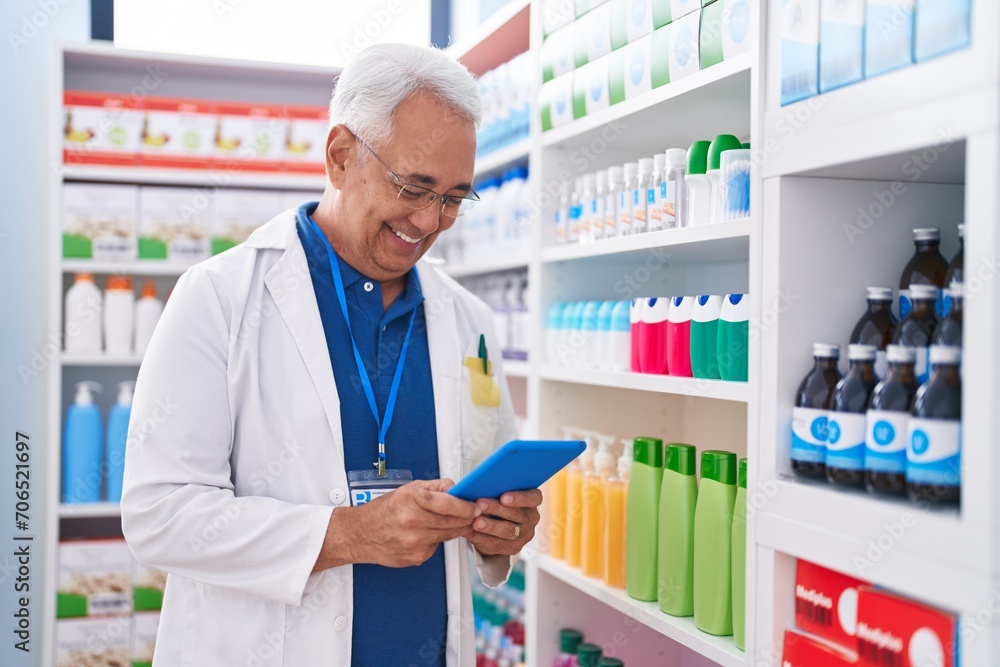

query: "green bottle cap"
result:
(687, 140), (710, 175)
(665, 443), (697, 476)
(738, 458), (747, 488)
(597, 659), (625, 667)
(560, 628), (584, 654)
(741, 142), (751, 149)
(633, 437), (663, 467)
(708, 134), (743, 171)
(701, 450), (737, 485)
(577, 643), (603, 667)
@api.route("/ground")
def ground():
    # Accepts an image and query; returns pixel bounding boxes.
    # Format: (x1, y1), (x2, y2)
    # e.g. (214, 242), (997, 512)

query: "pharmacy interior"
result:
(13, 0), (1000, 665)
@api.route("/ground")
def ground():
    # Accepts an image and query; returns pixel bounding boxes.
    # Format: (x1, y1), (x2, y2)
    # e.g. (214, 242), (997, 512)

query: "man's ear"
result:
(325, 124), (355, 187)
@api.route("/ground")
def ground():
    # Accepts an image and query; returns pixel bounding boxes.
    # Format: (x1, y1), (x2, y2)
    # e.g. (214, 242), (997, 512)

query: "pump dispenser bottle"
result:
(106, 381), (135, 502)
(581, 436), (616, 578)
(565, 434), (595, 568)
(604, 439), (632, 589)
(63, 381), (104, 503)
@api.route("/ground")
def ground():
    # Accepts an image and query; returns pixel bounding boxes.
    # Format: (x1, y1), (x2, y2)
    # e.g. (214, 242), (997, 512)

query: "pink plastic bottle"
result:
(639, 296), (671, 374)
(630, 298), (642, 372)
(666, 296), (694, 377)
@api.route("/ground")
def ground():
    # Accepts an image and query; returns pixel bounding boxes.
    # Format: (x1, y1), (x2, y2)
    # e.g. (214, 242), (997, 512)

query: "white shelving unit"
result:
(62, 260), (192, 277)
(60, 164), (328, 191)
(475, 136), (531, 177)
(540, 366), (749, 404)
(58, 502), (122, 519)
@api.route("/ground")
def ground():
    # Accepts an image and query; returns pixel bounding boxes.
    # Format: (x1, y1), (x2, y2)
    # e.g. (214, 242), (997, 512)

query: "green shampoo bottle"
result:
(657, 443), (698, 616)
(693, 450), (737, 636)
(732, 458), (748, 650)
(626, 437), (663, 602)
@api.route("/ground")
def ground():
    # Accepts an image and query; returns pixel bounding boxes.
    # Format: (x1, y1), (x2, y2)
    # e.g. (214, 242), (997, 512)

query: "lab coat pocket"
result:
(190, 580), (286, 666)
(460, 357), (501, 476)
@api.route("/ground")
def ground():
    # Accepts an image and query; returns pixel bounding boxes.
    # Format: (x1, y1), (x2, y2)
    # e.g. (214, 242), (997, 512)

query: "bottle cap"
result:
(886, 345), (917, 364)
(741, 142), (751, 149)
(909, 284), (939, 300)
(866, 286), (893, 301)
(75, 272), (94, 282)
(595, 169), (607, 189)
(738, 458), (747, 488)
(638, 157), (654, 175)
(929, 345), (961, 365)
(958, 223), (964, 239)
(707, 134), (743, 171)
(913, 228), (941, 241)
(665, 147), (687, 168)
(117, 380), (135, 405)
(653, 153), (666, 171)
(141, 279), (158, 299)
(560, 628), (584, 654)
(701, 450), (737, 485)
(597, 659), (625, 667)
(576, 642), (602, 667)
(686, 140), (710, 175)
(633, 437), (663, 467)
(665, 443), (697, 476)
(812, 343), (840, 359)
(623, 161), (638, 179)
(946, 282), (963, 298)
(74, 381), (102, 405)
(594, 437), (616, 472)
(848, 344), (877, 361)
(608, 165), (623, 184)
(106, 275), (133, 291)
(582, 173), (596, 190)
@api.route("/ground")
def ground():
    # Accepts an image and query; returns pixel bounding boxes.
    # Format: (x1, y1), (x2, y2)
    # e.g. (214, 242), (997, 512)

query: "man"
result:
(121, 43), (540, 666)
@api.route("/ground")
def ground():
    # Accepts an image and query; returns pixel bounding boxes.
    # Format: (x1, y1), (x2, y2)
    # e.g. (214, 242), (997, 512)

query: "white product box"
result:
(57, 539), (132, 618)
(542, 23), (577, 82)
(913, 0), (971, 62)
(132, 558), (168, 612)
(62, 184), (139, 260)
(780, 0), (821, 105)
(544, 0), (576, 35)
(625, 0), (655, 43)
(131, 611), (160, 666)
(138, 186), (212, 262)
(652, 0), (702, 28)
(574, 55), (612, 117)
(864, 0), (915, 77)
(622, 34), (654, 98)
(213, 102), (284, 171)
(577, 2), (614, 66)
(819, 0), (866, 92)
(540, 73), (576, 130)
(63, 91), (143, 166)
(282, 106), (329, 173)
(138, 97), (216, 167)
(56, 616), (131, 667)
(211, 189), (285, 255)
(699, 0), (753, 69)
(667, 10), (702, 82)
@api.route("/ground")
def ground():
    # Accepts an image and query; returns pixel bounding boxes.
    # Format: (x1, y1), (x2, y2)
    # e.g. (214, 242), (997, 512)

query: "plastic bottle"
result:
(898, 227), (948, 319)
(647, 153), (666, 232)
(663, 148), (687, 229)
(63, 381), (104, 503)
(591, 170), (607, 242)
(576, 643), (602, 667)
(555, 628), (583, 667)
(626, 437), (663, 601)
(547, 303), (565, 365)
(666, 296), (694, 377)
(706, 134), (743, 224)
(105, 380), (134, 502)
(581, 436), (616, 578)
(555, 181), (573, 245)
(503, 275), (521, 359)
(64, 273), (103, 354)
(657, 443), (698, 617)
(684, 141), (712, 226)
(691, 295), (723, 379)
(499, 167), (528, 253)
(605, 166), (623, 239)
(638, 297), (670, 375)
(826, 345), (879, 488)
(618, 162), (638, 236)
(134, 279), (164, 356)
(849, 287), (898, 378)
(790, 344), (842, 478)
(565, 440), (595, 568)
(547, 426), (578, 560)
(717, 293), (750, 382)
(578, 173), (595, 244)
(596, 301), (616, 371)
(603, 440), (632, 589)
(944, 223), (964, 293)
(632, 158), (654, 234)
(864, 345), (919, 497)
(933, 283), (962, 348)
(609, 301), (632, 373)
(907, 346), (962, 506)
(513, 275), (529, 361)
(581, 301), (602, 370)
(596, 659), (624, 667)
(477, 178), (504, 257)
(629, 298), (642, 372)
(568, 178), (583, 244)
(693, 450), (738, 636)
(732, 458), (747, 651)
(893, 283), (939, 383)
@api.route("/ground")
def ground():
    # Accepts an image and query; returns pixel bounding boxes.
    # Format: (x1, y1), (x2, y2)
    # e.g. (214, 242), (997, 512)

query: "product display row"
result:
(473, 566), (526, 667)
(64, 274), (164, 356)
(57, 612), (159, 667)
(62, 380), (134, 504)
(463, 271), (531, 361)
(554, 628), (627, 667)
(64, 91), (328, 171)
(57, 538), (165, 619)
(443, 167), (532, 263)
(477, 52), (533, 157)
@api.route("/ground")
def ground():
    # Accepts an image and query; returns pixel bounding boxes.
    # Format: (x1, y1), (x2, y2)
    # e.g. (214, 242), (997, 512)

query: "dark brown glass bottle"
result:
(791, 344), (841, 479)
(944, 224), (964, 290)
(893, 284), (939, 384)
(907, 346), (962, 507)
(865, 345), (920, 496)
(850, 287), (898, 378)
(933, 284), (963, 348)
(826, 345), (879, 488)
(898, 228), (948, 320)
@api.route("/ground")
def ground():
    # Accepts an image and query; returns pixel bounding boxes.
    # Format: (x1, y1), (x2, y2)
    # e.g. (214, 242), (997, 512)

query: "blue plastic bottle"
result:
(63, 381), (103, 503)
(106, 381), (134, 502)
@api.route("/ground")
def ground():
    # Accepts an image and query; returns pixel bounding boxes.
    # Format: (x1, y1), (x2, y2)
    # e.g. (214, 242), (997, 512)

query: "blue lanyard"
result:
(308, 217), (418, 477)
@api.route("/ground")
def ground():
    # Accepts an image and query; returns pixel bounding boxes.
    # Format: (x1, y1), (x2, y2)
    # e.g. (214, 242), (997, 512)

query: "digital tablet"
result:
(448, 439), (587, 502)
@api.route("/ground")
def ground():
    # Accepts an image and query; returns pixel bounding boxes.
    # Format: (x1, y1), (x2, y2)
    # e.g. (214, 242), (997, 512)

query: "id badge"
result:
(348, 469), (413, 506)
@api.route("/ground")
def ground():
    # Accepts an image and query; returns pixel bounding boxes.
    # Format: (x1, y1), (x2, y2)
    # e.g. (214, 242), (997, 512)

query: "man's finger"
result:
(499, 489), (543, 508)
(416, 487), (481, 520)
(474, 498), (531, 523)
(471, 515), (521, 541)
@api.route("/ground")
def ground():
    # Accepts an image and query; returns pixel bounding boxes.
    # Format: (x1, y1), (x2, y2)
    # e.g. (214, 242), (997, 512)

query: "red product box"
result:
(63, 91), (143, 166)
(213, 102), (285, 172)
(783, 629), (858, 667)
(282, 105), (329, 174)
(137, 96), (217, 169)
(795, 559), (870, 650)
(856, 588), (959, 667)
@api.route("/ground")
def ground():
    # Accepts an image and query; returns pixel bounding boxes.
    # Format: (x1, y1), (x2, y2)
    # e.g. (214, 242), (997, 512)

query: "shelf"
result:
(62, 353), (143, 367)
(540, 365), (749, 403)
(59, 502), (121, 519)
(447, 0), (530, 77)
(443, 251), (529, 278)
(542, 219), (751, 264)
(502, 360), (529, 378)
(63, 260), (193, 277)
(535, 555), (746, 667)
(475, 138), (531, 177)
(60, 164), (327, 191)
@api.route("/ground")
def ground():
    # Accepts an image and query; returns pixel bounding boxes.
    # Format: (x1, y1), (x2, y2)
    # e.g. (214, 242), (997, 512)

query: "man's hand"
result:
(464, 489), (542, 557)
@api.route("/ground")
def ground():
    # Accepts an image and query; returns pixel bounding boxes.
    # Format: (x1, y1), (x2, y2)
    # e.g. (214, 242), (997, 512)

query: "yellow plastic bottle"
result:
(564, 437), (594, 568)
(547, 469), (568, 560)
(603, 439), (633, 589)
(581, 436), (616, 578)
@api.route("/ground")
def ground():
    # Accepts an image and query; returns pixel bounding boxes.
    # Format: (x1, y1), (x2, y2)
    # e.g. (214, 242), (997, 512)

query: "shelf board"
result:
(442, 252), (529, 278)
(60, 164), (328, 191)
(502, 359), (530, 378)
(475, 138), (531, 177)
(535, 555), (746, 667)
(447, 0), (530, 77)
(59, 502), (121, 519)
(542, 219), (751, 264)
(63, 260), (193, 277)
(540, 365), (749, 403)
(62, 353), (143, 367)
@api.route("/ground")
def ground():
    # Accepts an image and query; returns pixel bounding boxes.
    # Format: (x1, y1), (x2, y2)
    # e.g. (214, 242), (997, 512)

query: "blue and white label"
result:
(791, 407), (828, 463)
(906, 417), (961, 487)
(864, 410), (910, 474)
(914, 345), (930, 383)
(864, 0), (915, 78)
(604, 193), (617, 237)
(914, 0), (971, 62)
(780, 0), (821, 105)
(826, 412), (866, 470)
(619, 191), (632, 233)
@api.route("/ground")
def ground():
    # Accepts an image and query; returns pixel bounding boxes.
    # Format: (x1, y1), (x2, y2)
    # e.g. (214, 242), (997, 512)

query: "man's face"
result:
(332, 91), (477, 281)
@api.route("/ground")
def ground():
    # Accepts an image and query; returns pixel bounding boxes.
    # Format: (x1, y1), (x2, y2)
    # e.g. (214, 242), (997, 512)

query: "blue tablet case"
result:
(448, 439), (587, 501)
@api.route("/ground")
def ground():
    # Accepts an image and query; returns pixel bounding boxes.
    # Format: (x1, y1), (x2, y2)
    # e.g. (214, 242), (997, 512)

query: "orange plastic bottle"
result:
(546, 469), (568, 559)
(581, 437), (616, 578)
(603, 439), (632, 588)
(564, 437), (594, 568)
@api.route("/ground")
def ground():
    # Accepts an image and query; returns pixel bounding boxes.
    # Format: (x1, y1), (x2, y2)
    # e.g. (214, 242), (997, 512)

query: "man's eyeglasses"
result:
(353, 132), (479, 218)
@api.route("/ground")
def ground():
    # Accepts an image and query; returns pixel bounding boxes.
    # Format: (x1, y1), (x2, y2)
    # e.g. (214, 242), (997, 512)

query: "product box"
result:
(539, 73), (576, 130)
(132, 559), (167, 612)
(63, 91), (143, 166)
(666, 9), (702, 82)
(213, 102), (284, 172)
(138, 186), (212, 262)
(57, 539), (133, 618)
(609, 34), (653, 104)
(542, 23), (577, 82)
(819, 0), (866, 92)
(856, 588), (959, 667)
(864, 0), (915, 77)
(281, 105), (329, 174)
(544, 0), (576, 35)
(650, 24), (672, 88)
(56, 616), (132, 667)
(625, 0), (655, 43)
(653, 0), (702, 29)
(131, 611), (160, 667)
(611, 0), (629, 50)
(782, 629), (859, 667)
(573, 55), (612, 117)
(575, 1), (614, 67)
(700, 0), (753, 70)
(211, 189), (284, 255)
(795, 559), (870, 650)
(913, 0), (971, 62)
(137, 96), (216, 169)
(62, 184), (139, 260)
(780, 0), (822, 105)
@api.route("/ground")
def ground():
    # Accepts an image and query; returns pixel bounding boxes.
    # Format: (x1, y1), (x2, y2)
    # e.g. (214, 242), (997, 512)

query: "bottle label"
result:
(906, 418), (961, 487)
(874, 349), (888, 379)
(662, 180), (676, 225)
(864, 410), (910, 474)
(619, 191), (631, 231)
(791, 407), (828, 463)
(592, 197), (605, 233)
(632, 188), (646, 225)
(826, 412), (866, 471)
(93, 236), (135, 260)
(647, 186), (663, 230)
(914, 346), (930, 383)
(554, 208), (566, 242)
(568, 204), (582, 242)
(605, 193), (617, 236)
(898, 290), (911, 319)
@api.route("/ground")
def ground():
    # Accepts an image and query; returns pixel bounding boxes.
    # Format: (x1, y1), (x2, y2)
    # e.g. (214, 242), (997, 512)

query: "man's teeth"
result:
(393, 229), (420, 244)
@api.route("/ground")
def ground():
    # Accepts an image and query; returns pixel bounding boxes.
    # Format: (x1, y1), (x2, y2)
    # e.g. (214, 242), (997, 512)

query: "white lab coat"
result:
(121, 208), (518, 667)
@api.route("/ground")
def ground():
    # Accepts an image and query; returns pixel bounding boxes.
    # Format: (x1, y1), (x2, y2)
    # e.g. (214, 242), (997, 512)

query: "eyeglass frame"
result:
(350, 130), (480, 218)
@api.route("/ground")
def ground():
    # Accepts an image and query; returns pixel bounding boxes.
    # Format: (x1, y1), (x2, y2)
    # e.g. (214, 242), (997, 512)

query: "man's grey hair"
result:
(329, 43), (481, 149)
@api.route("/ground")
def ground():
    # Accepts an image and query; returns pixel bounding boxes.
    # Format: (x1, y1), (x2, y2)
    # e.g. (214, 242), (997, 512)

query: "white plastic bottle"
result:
(64, 273), (103, 355)
(663, 148), (688, 229)
(579, 172), (595, 244)
(568, 177), (583, 244)
(592, 170), (607, 241)
(605, 166), (623, 239)
(514, 275), (529, 360)
(555, 180), (572, 245)
(104, 275), (135, 355)
(648, 153), (666, 232)
(134, 279), (164, 356)
(633, 158), (654, 234)
(619, 162), (638, 236)
(503, 275), (521, 358)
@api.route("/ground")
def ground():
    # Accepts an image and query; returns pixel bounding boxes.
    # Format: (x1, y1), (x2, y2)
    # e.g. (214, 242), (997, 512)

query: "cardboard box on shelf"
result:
(856, 587), (959, 667)
(63, 91), (143, 166)
(624, 0), (655, 43)
(819, 0), (866, 92)
(213, 102), (284, 172)
(795, 559), (870, 651)
(864, 0), (914, 78)
(138, 97), (216, 169)
(282, 105), (329, 174)
(131, 611), (160, 667)
(782, 629), (859, 667)
(700, 0), (753, 69)
(573, 55), (612, 118)
(575, 2), (614, 67)
(780, 0), (821, 105)
(132, 559), (167, 612)
(665, 9), (702, 82)
(539, 73), (576, 130)
(57, 539), (132, 618)
(56, 616), (131, 667)
(653, 0), (702, 29)
(211, 189), (285, 255)
(913, 0), (971, 62)
(138, 186), (212, 263)
(62, 183), (139, 260)
(542, 22), (577, 82)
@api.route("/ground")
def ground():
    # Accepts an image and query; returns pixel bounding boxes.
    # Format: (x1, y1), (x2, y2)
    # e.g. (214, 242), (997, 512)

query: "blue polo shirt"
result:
(296, 203), (447, 667)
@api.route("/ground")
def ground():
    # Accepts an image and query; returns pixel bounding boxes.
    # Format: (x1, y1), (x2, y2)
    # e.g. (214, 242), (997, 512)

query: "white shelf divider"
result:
(59, 502), (121, 519)
(62, 353), (143, 367)
(62, 260), (194, 277)
(475, 137), (531, 176)
(540, 365), (749, 403)
(442, 252), (529, 279)
(61, 164), (328, 191)
(447, 0), (530, 77)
